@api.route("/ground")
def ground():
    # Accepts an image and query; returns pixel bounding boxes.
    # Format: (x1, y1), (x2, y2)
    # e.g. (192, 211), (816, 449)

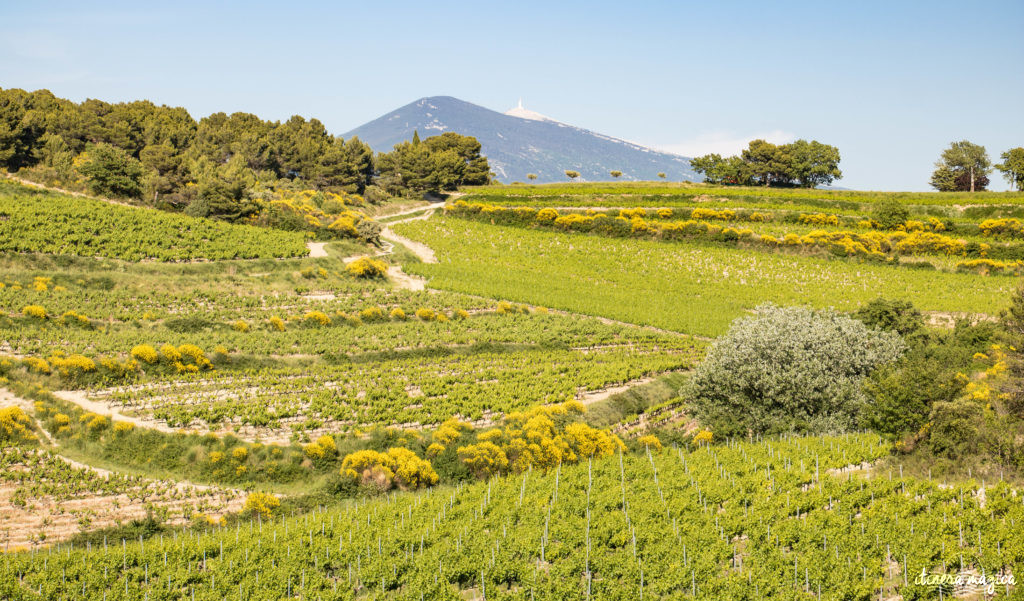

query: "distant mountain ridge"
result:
(342, 96), (697, 184)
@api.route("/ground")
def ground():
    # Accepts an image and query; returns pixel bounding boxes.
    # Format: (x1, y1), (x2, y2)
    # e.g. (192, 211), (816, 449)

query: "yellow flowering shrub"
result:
(315, 434), (337, 454)
(112, 421), (134, 433)
(340, 447), (438, 490)
(22, 305), (48, 320)
(536, 208), (558, 222)
(304, 441), (327, 460)
(637, 434), (662, 452)
(346, 257), (387, 279)
(303, 310), (332, 326)
(415, 308), (436, 321)
(232, 320), (250, 332)
(457, 442), (509, 478)
(693, 429), (713, 446)
(269, 316), (286, 331)
(799, 213), (839, 226)
(23, 357), (51, 374)
(359, 307), (385, 322)
(433, 418), (470, 444)
(389, 307), (407, 320)
(178, 344), (207, 365)
(159, 344), (182, 363)
(0, 407), (35, 442)
(131, 344), (159, 364)
(243, 492), (280, 518)
(60, 311), (91, 327)
(209, 451), (224, 464)
(231, 446), (249, 461)
(49, 354), (97, 379)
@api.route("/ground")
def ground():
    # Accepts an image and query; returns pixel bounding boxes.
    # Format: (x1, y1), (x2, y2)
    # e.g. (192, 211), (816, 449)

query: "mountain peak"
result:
(343, 96), (696, 183)
(504, 99), (553, 123)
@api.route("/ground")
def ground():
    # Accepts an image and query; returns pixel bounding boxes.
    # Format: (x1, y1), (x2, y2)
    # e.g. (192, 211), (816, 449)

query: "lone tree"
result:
(996, 148), (1024, 191)
(930, 140), (991, 192)
(527, 173), (538, 181)
(610, 170), (622, 178)
(657, 172), (666, 179)
(564, 170), (580, 181)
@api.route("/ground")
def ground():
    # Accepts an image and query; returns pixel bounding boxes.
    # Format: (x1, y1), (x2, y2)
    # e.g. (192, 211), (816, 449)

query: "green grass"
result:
(394, 216), (1017, 337)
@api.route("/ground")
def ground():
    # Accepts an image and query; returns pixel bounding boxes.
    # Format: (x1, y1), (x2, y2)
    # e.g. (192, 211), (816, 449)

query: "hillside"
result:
(343, 96), (698, 184)
(1, 180), (1022, 600)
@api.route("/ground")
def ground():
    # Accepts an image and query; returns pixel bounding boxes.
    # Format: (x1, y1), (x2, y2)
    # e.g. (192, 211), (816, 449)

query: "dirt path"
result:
(3, 173), (139, 208)
(53, 390), (184, 435)
(307, 241), (329, 258)
(577, 376), (658, 405)
(387, 265), (426, 291)
(380, 208), (440, 263)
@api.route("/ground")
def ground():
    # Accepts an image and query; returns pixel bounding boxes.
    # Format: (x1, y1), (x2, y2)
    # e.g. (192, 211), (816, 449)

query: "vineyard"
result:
(3, 433), (1021, 599)
(393, 217), (1015, 336)
(0, 181), (311, 261)
(0, 447), (243, 549)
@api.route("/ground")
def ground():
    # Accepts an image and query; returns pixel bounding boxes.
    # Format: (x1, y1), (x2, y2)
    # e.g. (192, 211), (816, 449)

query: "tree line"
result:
(689, 139), (843, 188)
(0, 88), (491, 220)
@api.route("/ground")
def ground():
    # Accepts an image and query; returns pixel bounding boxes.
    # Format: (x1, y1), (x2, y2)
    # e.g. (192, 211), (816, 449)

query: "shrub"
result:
(389, 307), (407, 320)
(359, 307), (385, 322)
(231, 320), (250, 332)
(303, 311), (332, 326)
(415, 308), (436, 321)
(340, 448), (437, 490)
(854, 298), (924, 337)
(689, 304), (905, 436)
(873, 199), (910, 230)
(457, 442), (509, 478)
(637, 434), (662, 452)
(0, 407), (35, 443)
(243, 492), (280, 518)
(130, 344), (159, 364)
(22, 305), (47, 320)
(692, 430), (713, 446)
(346, 257), (388, 279)
(536, 208), (558, 222)
(159, 344), (182, 363)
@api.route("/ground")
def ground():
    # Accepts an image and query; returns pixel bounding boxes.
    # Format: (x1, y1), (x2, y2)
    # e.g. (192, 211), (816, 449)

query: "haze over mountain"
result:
(343, 96), (697, 184)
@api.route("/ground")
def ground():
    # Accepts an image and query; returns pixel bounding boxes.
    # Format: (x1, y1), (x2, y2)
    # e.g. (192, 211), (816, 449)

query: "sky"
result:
(1, 0), (1022, 191)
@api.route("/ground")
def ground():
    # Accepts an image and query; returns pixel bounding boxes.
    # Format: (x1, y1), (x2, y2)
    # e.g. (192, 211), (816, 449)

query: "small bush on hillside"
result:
(873, 199), (910, 230)
(689, 304), (905, 436)
(346, 257), (387, 279)
(854, 297), (924, 337)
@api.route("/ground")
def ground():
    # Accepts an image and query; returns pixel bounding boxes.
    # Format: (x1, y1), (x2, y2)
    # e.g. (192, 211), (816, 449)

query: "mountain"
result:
(342, 96), (697, 184)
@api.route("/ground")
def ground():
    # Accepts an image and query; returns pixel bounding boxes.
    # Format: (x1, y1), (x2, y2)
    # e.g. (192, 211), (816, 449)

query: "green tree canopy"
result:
(930, 140), (991, 192)
(689, 304), (905, 436)
(691, 139), (841, 188)
(996, 147), (1024, 191)
(75, 142), (145, 198)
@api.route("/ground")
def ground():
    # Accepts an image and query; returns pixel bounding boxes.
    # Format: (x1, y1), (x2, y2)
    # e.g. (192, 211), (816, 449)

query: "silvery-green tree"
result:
(689, 304), (905, 436)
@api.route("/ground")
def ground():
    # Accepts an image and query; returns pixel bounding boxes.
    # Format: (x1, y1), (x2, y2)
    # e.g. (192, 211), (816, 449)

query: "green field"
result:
(394, 216), (1015, 336)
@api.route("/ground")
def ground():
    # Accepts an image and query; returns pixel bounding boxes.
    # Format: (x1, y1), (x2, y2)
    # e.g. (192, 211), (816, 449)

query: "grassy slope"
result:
(395, 217), (1016, 337)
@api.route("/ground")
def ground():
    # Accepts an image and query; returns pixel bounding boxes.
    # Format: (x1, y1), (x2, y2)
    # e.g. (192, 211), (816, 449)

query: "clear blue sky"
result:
(2, 0), (1022, 190)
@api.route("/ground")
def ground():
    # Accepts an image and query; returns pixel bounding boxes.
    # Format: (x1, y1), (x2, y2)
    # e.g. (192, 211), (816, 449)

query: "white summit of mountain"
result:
(504, 99), (553, 123)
